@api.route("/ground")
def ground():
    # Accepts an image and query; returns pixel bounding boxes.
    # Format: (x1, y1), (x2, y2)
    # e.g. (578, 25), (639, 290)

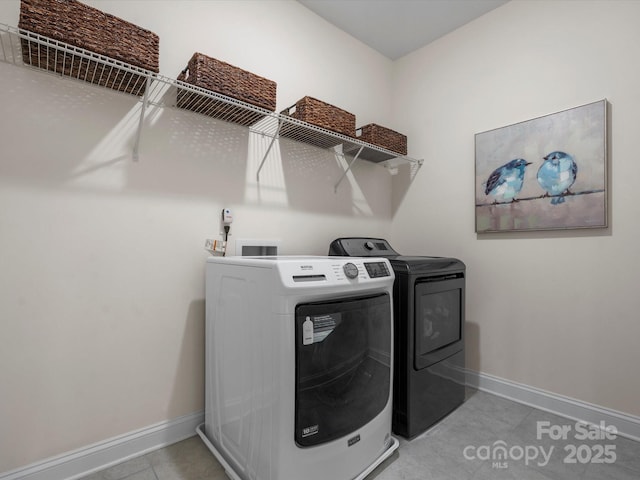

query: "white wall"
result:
(390, 0), (640, 417)
(0, 0), (399, 471)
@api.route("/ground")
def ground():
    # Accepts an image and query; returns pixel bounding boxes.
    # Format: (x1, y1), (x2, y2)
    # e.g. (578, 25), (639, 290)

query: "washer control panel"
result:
(363, 261), (391, 278)
(328, 258), (392, 282)
(210, 256), (394, 290)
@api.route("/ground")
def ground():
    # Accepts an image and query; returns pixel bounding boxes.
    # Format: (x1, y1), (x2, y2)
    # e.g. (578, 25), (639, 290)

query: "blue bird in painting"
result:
(484, 159), (532, 203)
(537, 151), (577, 204)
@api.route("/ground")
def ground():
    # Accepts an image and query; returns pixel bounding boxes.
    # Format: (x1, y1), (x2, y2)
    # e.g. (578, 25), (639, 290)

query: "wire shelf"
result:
(0, 22), (423, 175)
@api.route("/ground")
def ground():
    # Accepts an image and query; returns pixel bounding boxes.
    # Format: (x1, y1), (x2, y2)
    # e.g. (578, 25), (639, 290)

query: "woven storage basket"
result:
(356, 124), (407, 155)
(176, 52), (277, 127)
(280, 96), (355, 138)
(18, 0), (159, 95)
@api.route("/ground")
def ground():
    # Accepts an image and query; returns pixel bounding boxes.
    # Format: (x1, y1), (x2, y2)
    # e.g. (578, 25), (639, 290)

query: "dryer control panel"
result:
(329, 238), (399, 257)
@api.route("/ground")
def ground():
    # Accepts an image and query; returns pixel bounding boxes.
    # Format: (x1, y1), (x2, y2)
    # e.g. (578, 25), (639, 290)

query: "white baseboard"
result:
(0, 411), (204, 480)
(466, 369), (640, 442)
(3, 372), (638, 480)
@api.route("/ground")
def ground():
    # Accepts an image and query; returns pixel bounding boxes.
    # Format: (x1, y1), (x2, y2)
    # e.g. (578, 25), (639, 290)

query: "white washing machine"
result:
(199, 256), (398, 480)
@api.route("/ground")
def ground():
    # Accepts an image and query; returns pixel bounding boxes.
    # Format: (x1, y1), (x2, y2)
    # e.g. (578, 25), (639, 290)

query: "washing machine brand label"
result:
(302, 425), (319, 437)
(348, 434), (361, 447)
(312, 313), (342, 343)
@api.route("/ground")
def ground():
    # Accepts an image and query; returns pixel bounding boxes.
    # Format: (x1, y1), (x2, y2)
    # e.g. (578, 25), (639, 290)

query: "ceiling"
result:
(297, 0), (508, 60)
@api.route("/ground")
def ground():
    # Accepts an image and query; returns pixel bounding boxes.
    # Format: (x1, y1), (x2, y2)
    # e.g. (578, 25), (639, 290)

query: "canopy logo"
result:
(463, 420), (617, 470)
(463, 441), (553, 469)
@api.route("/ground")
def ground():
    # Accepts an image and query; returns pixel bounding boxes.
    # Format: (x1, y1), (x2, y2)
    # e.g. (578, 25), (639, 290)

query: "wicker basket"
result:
(280, 96), (355, 138)
(176, 52), (277, 126)
(356, 124), (407, 155)
(18, 0), (159, 95)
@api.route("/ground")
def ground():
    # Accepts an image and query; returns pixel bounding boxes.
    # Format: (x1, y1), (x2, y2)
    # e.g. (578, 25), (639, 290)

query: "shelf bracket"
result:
(132, 77), (152, 161)
(256, 118), (283, 182)
(334, 145), (364, 193)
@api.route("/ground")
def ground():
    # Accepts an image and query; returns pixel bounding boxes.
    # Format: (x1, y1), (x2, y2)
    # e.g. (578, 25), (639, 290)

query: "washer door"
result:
(295, 293), (391, 447)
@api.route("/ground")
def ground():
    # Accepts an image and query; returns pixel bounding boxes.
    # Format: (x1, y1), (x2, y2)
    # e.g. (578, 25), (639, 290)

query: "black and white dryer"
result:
(329, 238), (466, 439)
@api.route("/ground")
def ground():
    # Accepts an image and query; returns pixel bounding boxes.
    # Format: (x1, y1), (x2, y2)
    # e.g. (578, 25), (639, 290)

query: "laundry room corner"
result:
(388, 0), (640, 421)
(0, 0), (404, 475)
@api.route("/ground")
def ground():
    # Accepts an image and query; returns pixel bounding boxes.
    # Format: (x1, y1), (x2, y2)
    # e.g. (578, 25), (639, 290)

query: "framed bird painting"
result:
(475, 99), (608, 233)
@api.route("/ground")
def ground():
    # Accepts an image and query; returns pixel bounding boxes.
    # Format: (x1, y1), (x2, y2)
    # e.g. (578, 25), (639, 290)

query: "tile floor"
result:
(79, 390), (640, 480)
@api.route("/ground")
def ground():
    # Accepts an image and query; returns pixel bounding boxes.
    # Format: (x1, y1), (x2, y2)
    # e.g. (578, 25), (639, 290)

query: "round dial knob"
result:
(343, 262), (359, 279)
(364, 241), (375, 250)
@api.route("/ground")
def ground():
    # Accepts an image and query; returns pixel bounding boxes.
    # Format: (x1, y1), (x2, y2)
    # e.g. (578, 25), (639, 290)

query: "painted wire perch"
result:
(475, 188), (606, 207)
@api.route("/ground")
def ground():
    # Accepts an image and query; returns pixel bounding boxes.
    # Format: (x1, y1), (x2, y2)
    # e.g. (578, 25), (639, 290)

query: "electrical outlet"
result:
(222, 208), (233, 225)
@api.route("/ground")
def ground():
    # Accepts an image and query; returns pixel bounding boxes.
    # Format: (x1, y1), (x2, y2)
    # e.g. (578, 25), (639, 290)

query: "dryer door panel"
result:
(295, 293), (391, 447)
(414, 276), (464, 370)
